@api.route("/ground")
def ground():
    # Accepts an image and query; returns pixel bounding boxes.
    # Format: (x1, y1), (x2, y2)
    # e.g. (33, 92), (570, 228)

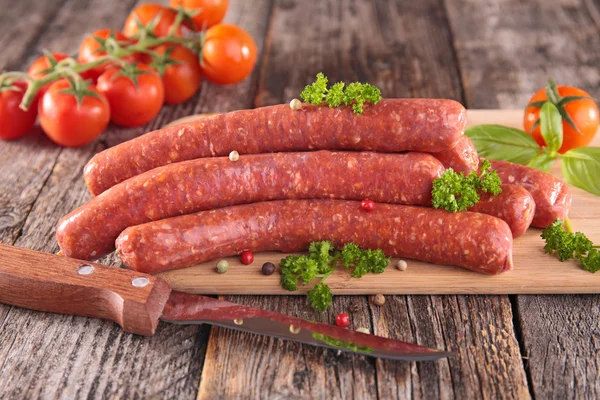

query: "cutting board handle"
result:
(0, 244), (171, 335)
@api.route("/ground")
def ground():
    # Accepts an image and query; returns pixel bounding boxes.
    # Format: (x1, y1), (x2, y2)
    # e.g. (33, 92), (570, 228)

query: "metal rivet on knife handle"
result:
(77, 265), (94, 275)
(131, 277), (150, 288)
(289, 325), (301, 334)
(233, 318), (244, 325)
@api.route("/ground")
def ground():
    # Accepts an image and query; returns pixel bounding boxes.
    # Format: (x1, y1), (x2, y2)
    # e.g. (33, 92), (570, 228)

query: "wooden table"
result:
(1, 0), (598, 398)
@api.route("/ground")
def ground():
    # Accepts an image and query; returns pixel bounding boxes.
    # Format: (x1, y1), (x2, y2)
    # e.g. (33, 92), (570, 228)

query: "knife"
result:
(0, 244), (451, 361)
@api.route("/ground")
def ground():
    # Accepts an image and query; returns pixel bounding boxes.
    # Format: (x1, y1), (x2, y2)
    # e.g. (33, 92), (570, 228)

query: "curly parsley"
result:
(432, 159), (502, 212)
(300, 73), (382, 114)
(280, 241), (390, 311)
(541, 219), (600, 272)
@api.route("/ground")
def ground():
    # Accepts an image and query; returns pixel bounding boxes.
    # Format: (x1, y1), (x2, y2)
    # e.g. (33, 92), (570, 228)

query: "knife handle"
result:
(0, 244), (171, 335)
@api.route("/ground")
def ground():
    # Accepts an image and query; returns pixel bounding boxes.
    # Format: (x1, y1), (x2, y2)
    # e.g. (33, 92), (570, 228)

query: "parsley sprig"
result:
(300, 73), (382, 114)
(541, 219), (600, 272)
(280, 241), (390, 311)
(431, 159), (503, 212)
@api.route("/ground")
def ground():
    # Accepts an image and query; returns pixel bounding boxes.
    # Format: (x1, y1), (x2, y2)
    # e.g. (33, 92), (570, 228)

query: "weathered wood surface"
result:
(446, 0), (600, 398)
(196, 1), (528, 399)
(0, 0), (271, 398)
(1, 0), (599, 398)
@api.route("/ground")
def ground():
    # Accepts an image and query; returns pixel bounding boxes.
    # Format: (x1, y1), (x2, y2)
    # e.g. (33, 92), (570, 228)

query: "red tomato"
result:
(170, 0), (228, 29)
(39, 79), (110, 147)
(524, 85), (599, 153)
(0, 81), (37, 140)
(335, 313), (350, 328)
(97, 64), (164, 127)
(78, 29), (138, 82)
(201, 24), (257, 85)
(154, 44), (202, 104)
(240, 251), (254, 265)
(27, 52), (69, 98)
(123, 4), (182, 39)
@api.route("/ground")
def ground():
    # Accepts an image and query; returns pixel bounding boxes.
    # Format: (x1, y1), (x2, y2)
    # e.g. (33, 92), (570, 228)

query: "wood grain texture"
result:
(446, 0), (600, 397)
(0, 0), (264, 398)
(196, 1), (528, 398)
(0, 244), (171, 335)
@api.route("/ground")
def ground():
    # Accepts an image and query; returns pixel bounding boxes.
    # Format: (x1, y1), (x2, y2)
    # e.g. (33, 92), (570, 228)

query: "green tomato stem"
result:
(564, 218), (574, 234)
(15, 28), (201, 111)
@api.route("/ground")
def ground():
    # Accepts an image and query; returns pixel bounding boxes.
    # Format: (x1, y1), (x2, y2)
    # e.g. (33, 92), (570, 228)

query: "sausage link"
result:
(431, 135), (479, 174)
(84, 99), (467, 195)
(486, 159), (572, 228)
(116, 200), (513, 275)
(467, 184), (535, 238)
(58, 151), (445, 260)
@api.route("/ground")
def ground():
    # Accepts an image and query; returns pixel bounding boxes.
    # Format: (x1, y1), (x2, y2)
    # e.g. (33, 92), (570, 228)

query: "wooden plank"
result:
(0, 0), (273, 398)
(196, 0), (529, 398)
(0, 0), (66, 245)
(445, 0), (600, 397)
(197, 295), (378, 399)
(160, 110), (600, 296)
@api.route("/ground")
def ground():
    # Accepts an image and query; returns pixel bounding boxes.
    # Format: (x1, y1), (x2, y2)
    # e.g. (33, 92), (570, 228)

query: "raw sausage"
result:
(116, 199), (514, 275)
(486, 159), (571, 228)
(84, 99), (467, 195)
(57, 151), (445, 260)
(431, 135), (479, 174)
(467, 184), (535, 238)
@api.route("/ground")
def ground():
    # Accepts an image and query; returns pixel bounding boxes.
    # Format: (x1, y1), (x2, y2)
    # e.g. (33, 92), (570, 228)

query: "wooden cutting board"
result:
(158, 110), (600, 295)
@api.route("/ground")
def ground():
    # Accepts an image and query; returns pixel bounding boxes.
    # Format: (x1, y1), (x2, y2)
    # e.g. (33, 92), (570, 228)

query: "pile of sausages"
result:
(56, 99), (572, 275)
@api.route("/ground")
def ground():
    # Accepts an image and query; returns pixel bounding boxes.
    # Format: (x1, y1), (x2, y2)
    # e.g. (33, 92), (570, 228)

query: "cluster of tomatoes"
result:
(0, 1), (257, 147)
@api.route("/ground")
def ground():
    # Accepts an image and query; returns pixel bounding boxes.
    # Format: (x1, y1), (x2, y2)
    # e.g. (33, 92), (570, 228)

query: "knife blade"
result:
(0, 244), (451, 361)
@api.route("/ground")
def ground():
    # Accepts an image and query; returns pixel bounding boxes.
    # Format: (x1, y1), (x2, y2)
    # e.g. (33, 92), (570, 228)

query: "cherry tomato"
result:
(361, 199), (375, 212)
(78, 29), (139, 82)
(335, 313), (350, 328)
(201, 24), (257, 85)
(39, 79), (109, 147)
(170, 0), (228, 29)
(524, 85), (599, 153)
(0, 81), (37, 140)
(123, 4), (182, 39)
(97, 64), (164, 128)
(27, 52), (69, 98)
(154, 44), (202, 104)
(240, 250), (254, 265)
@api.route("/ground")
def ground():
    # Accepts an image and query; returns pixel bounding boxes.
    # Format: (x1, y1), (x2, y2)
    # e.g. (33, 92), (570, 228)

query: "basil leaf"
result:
(561, 147), (600, 196)
(526, 152), (556, 172)
(465, 124), (540, 165)
(539, 102), (563, 153)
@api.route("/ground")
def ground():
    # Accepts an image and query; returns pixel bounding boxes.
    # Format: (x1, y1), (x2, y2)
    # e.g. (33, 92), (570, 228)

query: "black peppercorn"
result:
(262, 262), (276, 276)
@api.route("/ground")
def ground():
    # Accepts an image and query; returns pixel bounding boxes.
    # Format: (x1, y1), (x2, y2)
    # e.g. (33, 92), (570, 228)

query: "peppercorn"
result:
(361, 199), (375, 212)
(372, 294), (385, 306)
(216, 259), (229, 274)
(262, 262), (276, 276)
(289, 98), (302, 110)
(335, 313), (350, 327)
(241, 250), (254, 265)
(229, 150), (240, 161)
(397, 260), (408, 271)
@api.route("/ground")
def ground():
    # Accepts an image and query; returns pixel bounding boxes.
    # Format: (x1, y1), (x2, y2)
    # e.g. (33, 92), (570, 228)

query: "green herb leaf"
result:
(539, 102), (563, 153)
(465, 124), (540, 165)
(299, 73), (382, 114)
(279, 241), (390, 311)
(526, 152), (556, 172)
(541, 219), (599, 272)
(300, 72), (328, 105)
(307, 283), (333, 312)
(431, 160), (502, 212)
(561, 147), (600, 196)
